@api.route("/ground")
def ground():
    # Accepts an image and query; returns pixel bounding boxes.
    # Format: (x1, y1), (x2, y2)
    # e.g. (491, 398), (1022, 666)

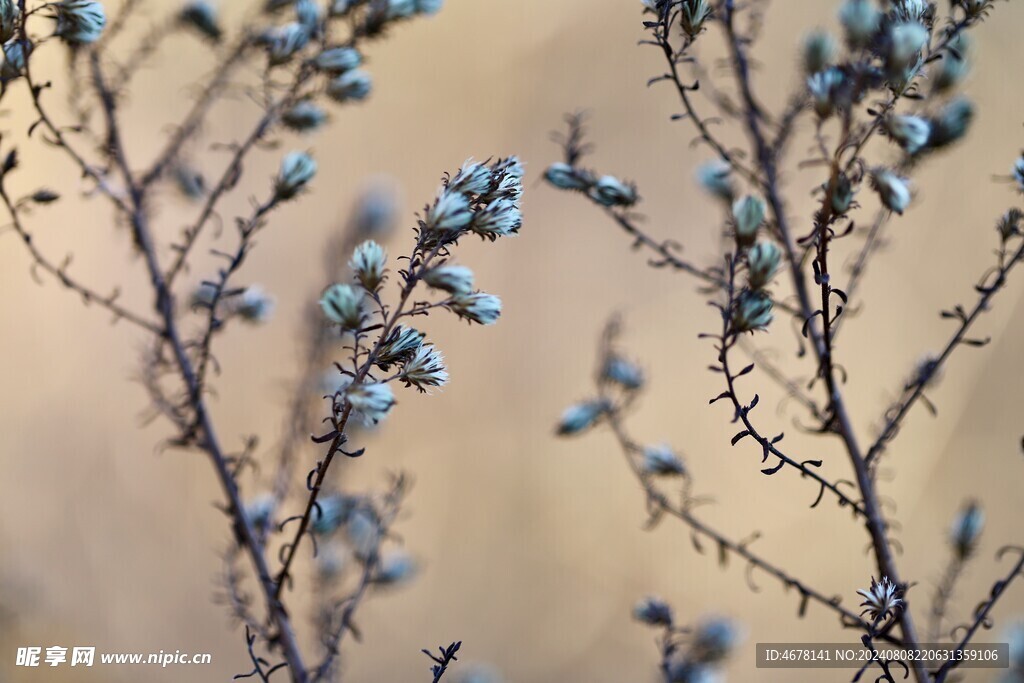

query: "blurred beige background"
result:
(2, 0), (1024, 681)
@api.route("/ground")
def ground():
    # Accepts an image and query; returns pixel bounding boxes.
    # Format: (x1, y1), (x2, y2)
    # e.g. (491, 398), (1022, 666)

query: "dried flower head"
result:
(588, 175), (638, 207)
(679, 0), (712, 38)
(544, 162), (591, 191)
(376, 324), (426, 369)
(350, 240), (388, 292)
(423, 263), (475, 295)
(857, 576), (902, 623)
(262, 22), (310, 65)
(690, 617), (739, 664)
(236, 285), (275, 323)
(950, 500), (984, 559)
(602, 355), (644, 391)
(886, 22), (929, 69)
(326, 68), (372, 102)
(373, 550), (418, 585)
(746, 241), (781, 290)
(52, 0), (107, 45)
(274, 151), (317, 200)
(696, 160), (735, 202)
(447, 292), (502, 325)
(426, 190), (474, 232)
(282, 100), (328, 132)
(927, 97), (974, 149)
(556, 398), (611, 436)
(470, 197), (522, 239)
(633, 596), (674, 626)
(320, 283), (365, 329)
(450, 160), (493, 195)
(807, 67), (846, 119)
(641, 443), (686, 477)
(886, 114), (932, 155)
(346, 382), (395, 423)
(731, 289), (774, 333)
(732, 195), (766, 247)
(0, 0), (18, 44)
(870, 168), (912, 214)
(802, 30), (837, 75)
(401, 344), (449, 392)
(838, 0), (880, 48)
(314, 46), (362, 73)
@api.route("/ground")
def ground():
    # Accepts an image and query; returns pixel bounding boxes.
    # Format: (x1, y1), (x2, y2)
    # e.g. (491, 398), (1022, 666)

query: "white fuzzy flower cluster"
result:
(318, 157), (522, 423)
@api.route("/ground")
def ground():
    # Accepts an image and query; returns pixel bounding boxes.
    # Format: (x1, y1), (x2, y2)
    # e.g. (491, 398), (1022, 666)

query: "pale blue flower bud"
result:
(320, 283), (364, 329)
(274, 151), (316, 200)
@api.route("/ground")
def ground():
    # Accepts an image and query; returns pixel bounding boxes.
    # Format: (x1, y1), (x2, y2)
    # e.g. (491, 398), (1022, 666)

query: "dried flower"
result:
(426, 190), (474, 232)
(602, 355), (644, 390)
(886, 114), (932, 155)
(950, 500), (984, 559)
(732, 195), (765, 247)
(180, 1), (222, 42)
(346, 382), (395, 422)
(746, 241), (781, 290)
(696, 160), (735, 202)
(350, 240), (388, 292)
(376, 324), (425, 368)
(448, 292), (502, 325)
(838, 0), (880, 48)
(244, 494), (276, 532)
(52, 0), (107, 45)
(857, 576), (902, 623)
(470, 197), (522, 239)
(889, 0), (931, 24)
(802, 30), (837, 75)
(263, 23), (310, 65)
(423, 263), (474, 295)
(294, 0), (322, 29)
(373, 550), (418, 585)
(887, 22), (929, 69)
(633, 596), (674, 626)
(641, 443), (686, 477)
(0, 0), (19, 43)
(401, 344), (449, 392)
(326, 68), (373, 102)
(691, 617), (739, 664)
(927, 97), (974, 149)
(544, 162), (591, 191)
(320, 283), (364, 329)
(450, 160), (493, 195)
(679, 0), (712, 38)
(274, 151), (316, 200)
(807, 68), (846, 119)
(588, 175), (637, 207)
(831, 172), (857, 215)
(1, 41), (27, 80)
(870, 168), (912, 214)
(312, 493), (357, 535)
(933, 34), (970, 93)
(556, 398), (610, 436)
(731, 289), (773, 333)
(998, 209), (1022, 241)
(236, 285), (275, 323)
(314, 46), (362, 73)
(282, 100), (327, 132)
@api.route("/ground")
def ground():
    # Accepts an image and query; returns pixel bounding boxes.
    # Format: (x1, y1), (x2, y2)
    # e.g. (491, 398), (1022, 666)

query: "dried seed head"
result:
(802, 30), (837, 75)
(679, 0), (712, 38)
(556, 398), (611, 436)
(696, 160), (735, 202)
(731, 289), (774, 333)
(423, 263), (475, 295)
(633, 596), (674, 626)
(886, 22), (929, 69)
(807, 67), (846, 119)
(236, 285), (275, 323)
(346, 382), (395, 423)
(1, 41), (27, 80)
(180, 1), (222, 42)
(416, 0), (444, 14)
(262, 22), (310, 65)
(376, 324), (425, 368)
(326, 68), (373, 102)
(588, 175), (638, 207)
(933, 34), (971, 93)
(886, 114), (932, 155)
(732, 195), (766, 247)
(448, 292), (502, 325)
(52, 0), (107, 44)
(746, 241), (781, 290)
(450, 160), (493, 195)
(349, 240), (388, 292)
(426, 190), (474, 231)
(857, 576), (902, 623)
(274, 151), (317, 200)
(401, 344), (449, 392)
(950, 500), (984, 559)
(320, 283), (364, 329)
(839, 0), (880, 48)
(870, 168), (912, 214)
(641, 443), (686, 477)
(471, 197), (522, 239)
(282, 100), (328, 132)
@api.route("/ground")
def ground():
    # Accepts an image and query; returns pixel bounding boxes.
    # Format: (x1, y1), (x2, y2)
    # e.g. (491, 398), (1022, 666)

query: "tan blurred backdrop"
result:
(2, 1), (1024, 681)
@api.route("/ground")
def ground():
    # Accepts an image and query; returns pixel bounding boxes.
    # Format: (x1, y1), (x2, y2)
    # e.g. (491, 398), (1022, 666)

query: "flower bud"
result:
(838, 0), (879, 48)
(426, 190), (473, 231)
(950, 501), (984, 559)
(641, 444), (686, 477)
(588, 175), (638, 207)
(696, 160), (735, 201)
(870, 169), (911, 214)
(802, 30), (836, 75)
(53, 0), (106, 45)
(274, 151), (316, 200)
(372, 550), (418, 585)
(294, 0), (322, 29)
(886, 114), (931, 155)
(831, 173), (856, 215)
(927, 97), (973, 149)
(326, 68), (372, 102)
(732, 195), (765, 247)
(556, 399), (610, 436)
(401, 344), (448, 392)
(349, 240), (387, 292)
(746, 241), (781, 290)
(633, 597), (674, 626)
(0, 0), (19, 43)
(450, 160), (493, 195)
(313, 46), (361, 73)
(263, 23), (310, 65)
(807, 68), (846, 119)
(471, 197), (522, 238)
(423, 263), (474, 295)
(236, 285), (275, 323)
(731, 290), (773, 332)
(281, 100), (327, 132)
(887, 22), (929, 68)
(376, 324), (425, 369)
(602, 355), (644, 391)
(448, 292), (501, 325)
(320, 283), (364, 329)
(679, 0), (712, 38)
(1, 40), (27, 81)
(180, 1), (222, 42)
